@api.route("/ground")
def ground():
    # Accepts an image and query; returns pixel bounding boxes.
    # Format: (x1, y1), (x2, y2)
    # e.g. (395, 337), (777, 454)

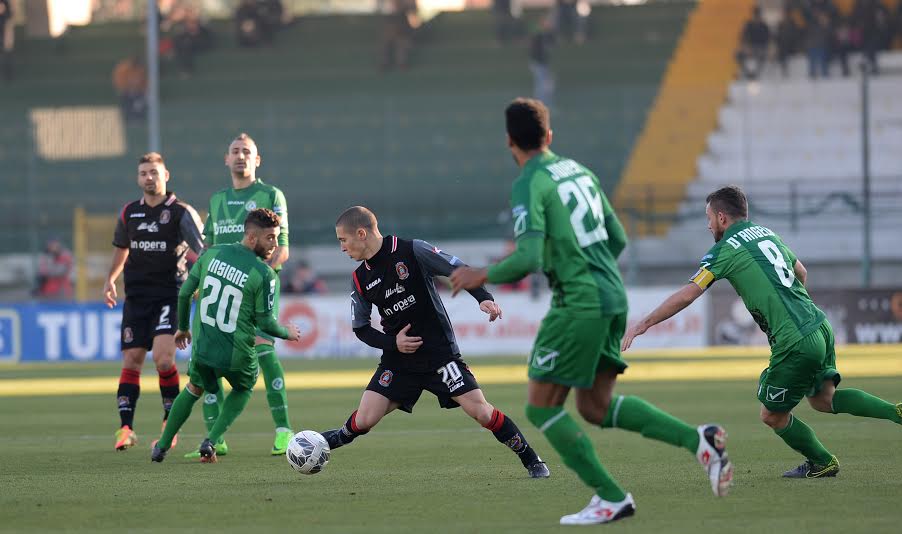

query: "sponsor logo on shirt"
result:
(512, 204), (528, 237)
(159, 209), (171, 224)
(131, 240), (167, 252)
(385, 283), (405, 299)
(213, 222), (244, 235)
(366, 278), (382, 290)
(136, 221), (160, 233)
(129, 212), (146, 218)
(382, 294), (416, 317)
(245, 200), (257, 211)
(395, 262), (409, 280)
(227, 200), (246, 206)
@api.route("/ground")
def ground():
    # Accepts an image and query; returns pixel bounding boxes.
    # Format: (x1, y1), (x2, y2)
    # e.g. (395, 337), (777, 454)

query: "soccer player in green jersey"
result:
(451, 98), (733, 525)
(189, 132), (295, 457)
(623, 185), (902, 479)
(151, 209), (301, 463)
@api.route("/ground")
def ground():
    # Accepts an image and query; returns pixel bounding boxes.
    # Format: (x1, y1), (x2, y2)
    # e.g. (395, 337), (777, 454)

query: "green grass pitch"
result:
(1, 357), (900, 533)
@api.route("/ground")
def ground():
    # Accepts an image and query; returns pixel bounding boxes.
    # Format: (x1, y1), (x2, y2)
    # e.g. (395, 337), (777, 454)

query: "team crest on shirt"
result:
(123, 327), (134, 344)
(159, 209), (171, 224)
(395, 262), (409, 280)
(245, 200), (257, 211)
(378, 370), (393, 387)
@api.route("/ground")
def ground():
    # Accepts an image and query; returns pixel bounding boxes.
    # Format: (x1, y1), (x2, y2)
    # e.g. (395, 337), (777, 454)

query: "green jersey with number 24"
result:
(179, 243), (279, 370)
(691, 220), (825, 349)
(510, 151), (627, 315)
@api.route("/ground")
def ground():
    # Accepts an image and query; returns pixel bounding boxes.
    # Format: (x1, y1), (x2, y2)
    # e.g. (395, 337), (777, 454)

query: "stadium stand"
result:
(1, 3), (693, 260)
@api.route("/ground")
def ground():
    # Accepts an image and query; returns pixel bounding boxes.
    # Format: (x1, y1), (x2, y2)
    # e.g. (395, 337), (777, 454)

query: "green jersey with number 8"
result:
(510, 151), (627, 315)
(178, 243), (279, 370)
(691, 220), (825, 349)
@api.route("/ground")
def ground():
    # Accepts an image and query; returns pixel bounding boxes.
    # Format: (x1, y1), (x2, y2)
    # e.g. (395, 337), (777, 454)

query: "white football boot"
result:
(559, 493), (636, 526)
(696, 424), (733, 497)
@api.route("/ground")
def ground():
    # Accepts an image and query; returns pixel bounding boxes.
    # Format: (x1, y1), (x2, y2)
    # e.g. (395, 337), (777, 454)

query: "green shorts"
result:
(528, 308), (629, 389)
(757, 320), (841, 412)
(188, 358), (260, 393)
(254, 275), (281, 343)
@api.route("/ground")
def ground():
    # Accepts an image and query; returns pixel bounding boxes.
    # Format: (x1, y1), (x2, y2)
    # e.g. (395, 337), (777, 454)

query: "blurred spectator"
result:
(554, 0), (581, 43)
(235, 0), (284, 47)
(832, 15), (854, 77)
(852, 0), (891, 75)
(805, 10), (832, 78)
(736, 6), (770, 80)
(529, 17), (555, 109)
(161, 4), (212, 78)
(775, 8), (800, 77)
(35, 238), (73, 300)
(112, 56), (148, 121)
(0, 0), (13, 82)
(283, 261), (327, 295)
(382, 0), (419, 71)
(492, 0), (517, 45)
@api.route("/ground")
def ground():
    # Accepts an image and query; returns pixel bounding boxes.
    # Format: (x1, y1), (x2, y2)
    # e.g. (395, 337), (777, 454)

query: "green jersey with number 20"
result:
(510, 151), (627, 315)
(691, 220), (825, 349)
(178, 243), (279, 370)
(203, 180), (289, 269)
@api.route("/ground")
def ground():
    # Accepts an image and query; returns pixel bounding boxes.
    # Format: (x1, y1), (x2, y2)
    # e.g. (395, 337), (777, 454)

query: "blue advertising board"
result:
(0, 302), (190, 363)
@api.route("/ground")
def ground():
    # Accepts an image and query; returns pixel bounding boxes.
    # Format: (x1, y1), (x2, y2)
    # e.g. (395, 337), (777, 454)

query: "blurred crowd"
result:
(737, 0), (902, 80)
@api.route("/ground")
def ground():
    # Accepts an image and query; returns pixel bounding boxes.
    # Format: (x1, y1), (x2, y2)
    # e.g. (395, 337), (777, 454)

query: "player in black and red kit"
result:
(321, 206), (550, 478)
(103, 152), (204, 451)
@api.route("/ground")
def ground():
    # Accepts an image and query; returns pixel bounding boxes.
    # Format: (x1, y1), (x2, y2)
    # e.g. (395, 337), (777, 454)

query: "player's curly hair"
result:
(506, 98), (550, 151)
(706, 186), (748, 220)
(244, 208), (281, 231)
(138, 152), (165, 166)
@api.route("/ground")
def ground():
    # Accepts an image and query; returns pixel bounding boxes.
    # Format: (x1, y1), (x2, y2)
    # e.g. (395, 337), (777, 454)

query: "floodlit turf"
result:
(1, 358), (900, 533)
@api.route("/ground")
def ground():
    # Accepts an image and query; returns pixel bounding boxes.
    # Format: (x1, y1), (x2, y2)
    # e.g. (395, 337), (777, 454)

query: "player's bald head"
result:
(336, 206), (378, 233)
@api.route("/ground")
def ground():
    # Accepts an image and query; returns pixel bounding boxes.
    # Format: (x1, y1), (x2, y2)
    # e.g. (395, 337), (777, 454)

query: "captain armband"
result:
(690, 267), (715, 290)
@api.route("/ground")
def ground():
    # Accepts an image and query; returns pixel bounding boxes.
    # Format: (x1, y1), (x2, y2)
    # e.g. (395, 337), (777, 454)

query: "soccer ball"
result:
(286, 430), (330, 475)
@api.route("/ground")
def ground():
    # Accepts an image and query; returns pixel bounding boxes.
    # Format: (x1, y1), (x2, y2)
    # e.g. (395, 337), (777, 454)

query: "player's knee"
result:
(760, 409), (789, 429)
(155, 360), (174, 373)
(575, 398), (608, 425)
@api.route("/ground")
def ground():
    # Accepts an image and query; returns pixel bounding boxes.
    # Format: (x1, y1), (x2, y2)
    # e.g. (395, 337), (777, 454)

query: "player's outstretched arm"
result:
(622, 283), (704, 351)
(412, 240), (493, 302)
(449, 234), (543, 295)
(103, 247), (129, 308)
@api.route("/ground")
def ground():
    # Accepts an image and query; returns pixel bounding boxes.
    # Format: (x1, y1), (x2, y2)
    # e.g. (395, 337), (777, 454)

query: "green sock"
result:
(831, 389), (901, 423)
(257, 345), (292, 431)
(775, 415), (833, 465)
(525, 404), (627, 502)
(601, 395), (700, 454)
(158, 386), (200, 450)
(208, 388), (253, 445)
(201, 382), (224, 434)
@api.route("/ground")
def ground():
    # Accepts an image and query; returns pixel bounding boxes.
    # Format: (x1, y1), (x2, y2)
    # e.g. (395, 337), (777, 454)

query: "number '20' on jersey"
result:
(179, 243), (278, 370)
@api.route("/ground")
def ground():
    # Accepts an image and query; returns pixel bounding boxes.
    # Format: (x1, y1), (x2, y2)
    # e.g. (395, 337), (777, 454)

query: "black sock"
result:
(158, 367), (180, 420)
(117, 368), (141, 428)
(484, 409), (540, 467)
(338, 410), (369, 446)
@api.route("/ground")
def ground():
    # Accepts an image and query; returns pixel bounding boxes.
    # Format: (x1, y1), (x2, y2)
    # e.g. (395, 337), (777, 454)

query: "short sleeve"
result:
(690, 243), (731, 290)
(256, 268), (278, 316)
(511, 176), (547, 239)
(272, 188), (289, 246)
(179, 205), (205, 254)
(112, 209), (129, 248)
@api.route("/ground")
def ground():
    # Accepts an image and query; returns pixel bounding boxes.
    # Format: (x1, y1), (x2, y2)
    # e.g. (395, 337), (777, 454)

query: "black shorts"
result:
(121, 296), (178, 351)
(365, 358), (481, 413)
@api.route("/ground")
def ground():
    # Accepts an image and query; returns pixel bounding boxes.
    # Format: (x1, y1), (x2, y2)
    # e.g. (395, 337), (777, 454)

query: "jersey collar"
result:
(521, 150), (557, 176)
(364, 235), (397, 270)
(139, 192), (177, 207)
(720, 219), (753, 242)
